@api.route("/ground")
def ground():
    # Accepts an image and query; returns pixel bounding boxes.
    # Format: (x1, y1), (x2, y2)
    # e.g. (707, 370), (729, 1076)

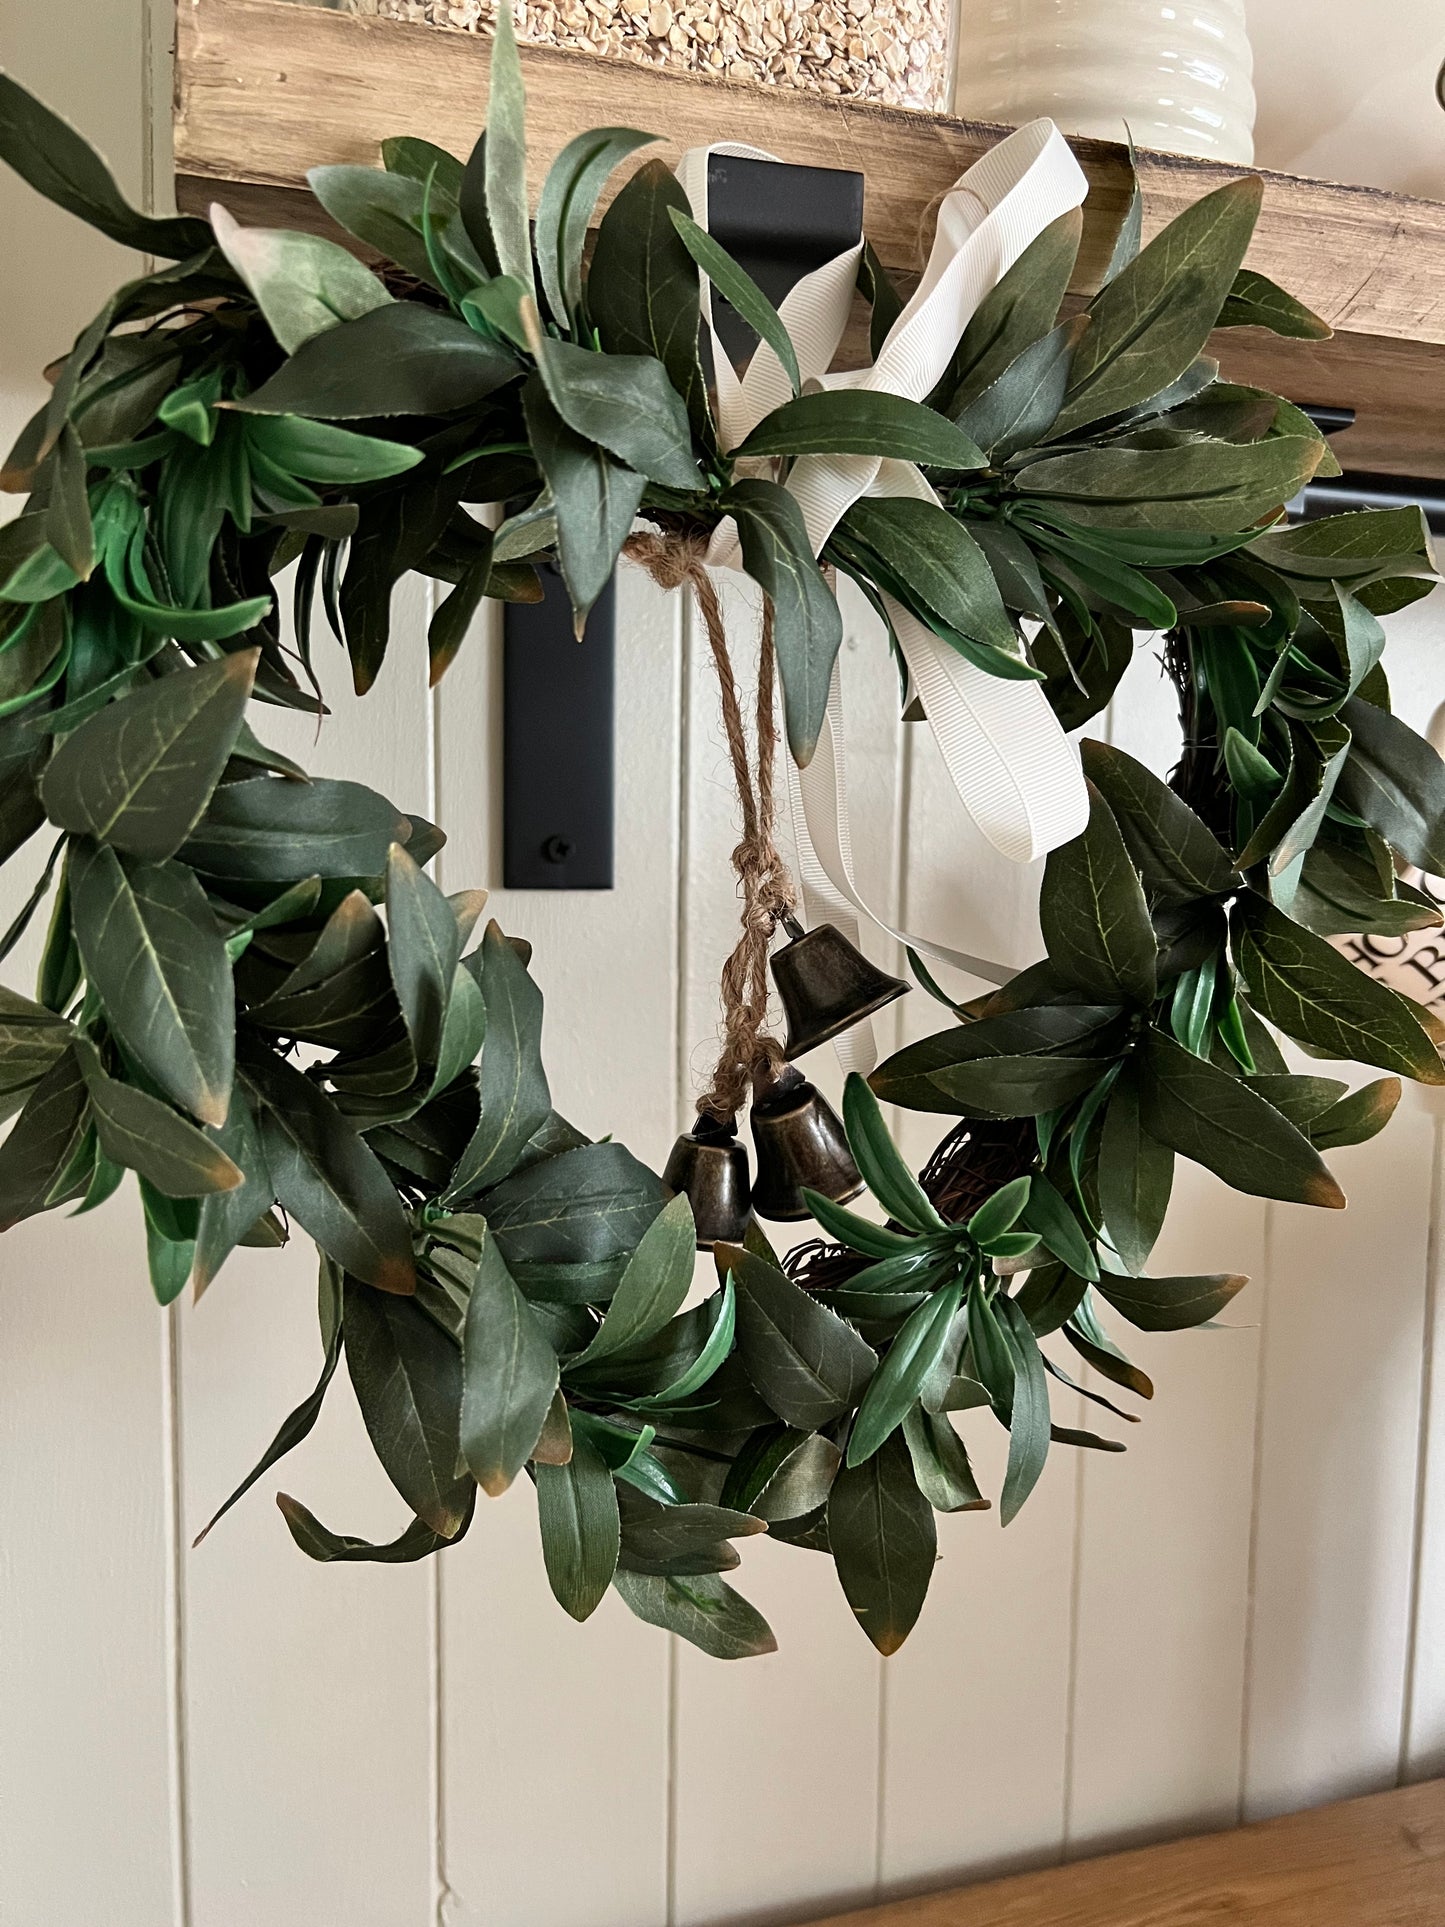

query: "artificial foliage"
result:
(2, 20), (1445, 1659)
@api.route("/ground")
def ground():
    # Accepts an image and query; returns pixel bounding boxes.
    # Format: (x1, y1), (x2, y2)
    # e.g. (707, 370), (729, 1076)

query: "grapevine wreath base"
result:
(1, 18), (1444, 1657)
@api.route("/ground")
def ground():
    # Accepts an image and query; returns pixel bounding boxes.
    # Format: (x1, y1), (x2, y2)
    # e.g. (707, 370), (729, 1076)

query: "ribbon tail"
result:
(887, 597), (1090, 865)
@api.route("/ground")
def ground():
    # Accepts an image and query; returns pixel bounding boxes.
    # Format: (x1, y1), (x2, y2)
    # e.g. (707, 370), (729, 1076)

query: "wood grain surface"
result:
(799, 1780), (1445, 1927)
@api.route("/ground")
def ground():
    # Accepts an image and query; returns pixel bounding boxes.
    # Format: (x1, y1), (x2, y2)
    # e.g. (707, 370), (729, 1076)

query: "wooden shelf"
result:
(798, 1779), (1445, 1926)
(174, 0), (1445, 479)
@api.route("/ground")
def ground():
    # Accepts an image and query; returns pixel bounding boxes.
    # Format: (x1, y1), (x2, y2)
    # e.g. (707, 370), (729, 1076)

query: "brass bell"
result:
(749, 1064), (863, 1221)
(771, 914), (908, 1061)
(662, 1113), (753, 1248)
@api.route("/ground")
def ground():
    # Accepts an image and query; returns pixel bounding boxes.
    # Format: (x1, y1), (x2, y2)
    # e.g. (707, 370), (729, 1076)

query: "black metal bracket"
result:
(1299, 403), (1445, 534)
(502, 566), (615, 890)
(500, 156), (865, 893)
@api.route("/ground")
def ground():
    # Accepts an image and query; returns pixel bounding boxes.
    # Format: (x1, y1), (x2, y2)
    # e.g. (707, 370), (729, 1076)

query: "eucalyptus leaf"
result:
(460, 1225), (559, 1496)
(827, 1430), (935, 1655)
(536, 1431), (621, 1619)
(728, 1245), (877, 1428)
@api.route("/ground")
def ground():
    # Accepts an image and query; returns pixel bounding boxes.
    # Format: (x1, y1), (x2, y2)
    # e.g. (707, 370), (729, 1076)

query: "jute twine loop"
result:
(623, 531), (796, 1120)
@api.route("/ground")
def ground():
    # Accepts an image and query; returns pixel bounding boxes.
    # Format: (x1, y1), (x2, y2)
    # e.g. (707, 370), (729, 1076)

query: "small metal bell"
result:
(771, 914), (908, 1061)
(662, 1113), (753, 1247)
(749, 1064), (863, 1221)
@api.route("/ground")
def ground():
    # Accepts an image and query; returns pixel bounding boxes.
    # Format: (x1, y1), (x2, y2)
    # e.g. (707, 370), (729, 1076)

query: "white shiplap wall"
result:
(4, 6), (1445, 1922)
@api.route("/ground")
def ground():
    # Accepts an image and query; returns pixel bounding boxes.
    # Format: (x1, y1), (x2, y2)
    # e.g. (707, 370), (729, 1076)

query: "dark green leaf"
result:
(536, 128), (655, 326)
(728, 1244), (877, 1428)
(1310, 1076), (1402, 1151)
(240, 305), (519, 419)
(194, 1299), (341, 1543)
(1021, 1173), (1098, 1279)
(448, 920), (551, 1198)
(69, 840), (234, 1127)
(940, 210), (1082, 415)
(75, 1036), (243, 1198)
(460, 1225), (559, 1496)
(241, 1046), (416, 1293)
(1218, 268), (1331, 339)
(522, 378), (644, 624)
(1335, 695), (1445, 873)
(345, 1274), (470, 1533)
(848, 1280), (964, 1465)
(827, 1429), (935, 1654)
(385, 841), (461, 1068)
(42, 651), (257, 863)
(0, 984), (71, 1119)
(728, 476), (844, 765)
(536, 1431), (621, 1619)
(956, 316), (1086, 460)
(569, 1191), (695, 1367)
(277, 1489), (473, 1562)
(1231, 891), (1445, 1084)
(533, 337), (701, 490)
(612, 1569), (777, 1659)
(0, 1047), (89, 1230)
(1079, 739), (1236, 901)
(1055, 177), (1263, 434)
(1095, 1268), (1248, 1332)
(1097, 1065), (1173, 1275)
(1139, 1026), (1345, 1208)
(1040, 783), (1157, 1004)
(902, 1404), (989, 1512)
(194, 1079), (274, 1293)
(180, 775), (410, 882)
(0, 73), (210, 257)
(669, 208), (800, 395)
(735, 389), (985, 469)
(842, 1071), (944, 1233)
(1015, 436), (1323, 531)
(484, 1140), (668, 1269)
(837, 497), (1018, 655)
(587, 160), (709, 435)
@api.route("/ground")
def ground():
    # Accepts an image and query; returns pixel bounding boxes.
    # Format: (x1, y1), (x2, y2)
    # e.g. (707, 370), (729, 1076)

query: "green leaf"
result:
(728, 1244), (877, 1428)
(1021, 1173), (1098, 1280)
(179, 775), (410, 882)
(211, 205), (391, 353)
(277, 1491), (473, 1563)
(448, 921), (551, 1198)
(1218, 268), (1331, 340)
(0, 73), (211, 257)
(141, 1181), (197, 1305)
(927, 1051), (1118, 1119)
(1104, 145), (1143, 283)
(460, 1225), (559, 1496)
(727, 477), (844, 765)
(239, 305), (519, 419)
(0, 984), (70, 1119)
(669, 208), (800, 396)
(735, 389), (985, 469)
(1014, 436), (1323, 531)
(1097, 1065), (1173, 1275)
(245, 416), (421, 486)
(995, 1295), (1052, 1525)
(536, 127), (655, 327)
(482, 1), (534, 293)
(74, 1036), (243, 1198)
(44, 425), (94, 579)
(536, 1430), (621, 1619)
(956, 316), (1086, 460)
(0, 1047), (90, 1231)
(902, 1404), (989, 1512)
(385, 842), (461, 1069)
(1040, 782), (1157, 1004)
(1096, 1268), (1248, 1332)
(194, 1301), (341, 1544)
(1309, 1076), (1402, 1151)
(612, 1569), (777, 1659)
(1079, 739), (1236, 901)
(41, 651), (257, 863)
(241, 1046), (416, 1294)
(837, 497), (1018, 655)
(1139, 1027), (1345, 1208)
(306, 163), (450, 290)
(966, 1173), (1031, 1244)
(193, 1080), (274, 1293)
(848, 1279), (965, 1466)
(1054, 177), (1263, 435)
(69, 841), (234, 1127)
(533, 337), (701, 490)
(842, 1072), (944, 1233)
(586, 160), (709, 436)
(1231, 891), (1445, 1084)
(484, 1140), (669, 1270)
(569, 1191), (696, 1368)
(1335, 695), (1445, 874)
(522, 378), (644, 625)
(344, 1275), (471, 1534)
(939, 209), (1082, 415)
(827, 1429), (935, 1654)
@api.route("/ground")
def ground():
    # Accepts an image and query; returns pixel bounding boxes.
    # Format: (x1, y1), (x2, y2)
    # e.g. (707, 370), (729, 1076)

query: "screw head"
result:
(541, 835), (575, 864)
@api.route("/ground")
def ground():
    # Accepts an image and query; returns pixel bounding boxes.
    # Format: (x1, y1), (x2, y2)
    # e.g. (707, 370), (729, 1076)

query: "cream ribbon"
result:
(674, 123), (1093, 1065)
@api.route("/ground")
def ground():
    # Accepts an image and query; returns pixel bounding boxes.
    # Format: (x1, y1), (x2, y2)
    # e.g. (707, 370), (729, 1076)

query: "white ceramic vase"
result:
(953, 0), (1257, 164)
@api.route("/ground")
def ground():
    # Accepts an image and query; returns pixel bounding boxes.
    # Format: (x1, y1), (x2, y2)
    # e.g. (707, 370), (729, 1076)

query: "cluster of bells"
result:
(662, 915), (909, 1248)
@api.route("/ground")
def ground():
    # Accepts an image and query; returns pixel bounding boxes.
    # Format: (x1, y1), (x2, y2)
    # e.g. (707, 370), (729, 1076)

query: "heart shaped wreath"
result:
(2, 16), (1443, 1659)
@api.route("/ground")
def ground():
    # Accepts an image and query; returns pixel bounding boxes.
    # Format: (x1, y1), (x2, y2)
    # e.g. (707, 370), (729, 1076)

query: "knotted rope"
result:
(623, 531), (796, 1120)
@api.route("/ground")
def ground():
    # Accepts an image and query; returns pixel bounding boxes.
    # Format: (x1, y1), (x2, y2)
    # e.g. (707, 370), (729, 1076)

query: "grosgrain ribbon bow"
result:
(674, 122), (1094, 1060)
